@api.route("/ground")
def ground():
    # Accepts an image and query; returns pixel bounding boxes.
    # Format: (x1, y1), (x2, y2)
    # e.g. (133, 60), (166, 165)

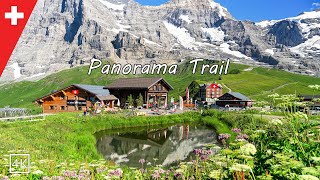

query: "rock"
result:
(0, 0), (319, 83)
(268, 20), (306, 47)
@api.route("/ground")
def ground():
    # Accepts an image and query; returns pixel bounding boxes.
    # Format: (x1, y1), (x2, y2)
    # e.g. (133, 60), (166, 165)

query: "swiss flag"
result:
(210, 83), (219, 89)
(0, 0), (38, 76)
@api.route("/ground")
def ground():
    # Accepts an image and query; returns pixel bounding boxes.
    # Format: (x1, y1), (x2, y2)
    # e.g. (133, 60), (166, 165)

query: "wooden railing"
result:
(0, 114), (48, 122)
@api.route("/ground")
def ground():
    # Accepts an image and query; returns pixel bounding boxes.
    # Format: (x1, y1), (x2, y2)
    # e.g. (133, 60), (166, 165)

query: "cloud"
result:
(312, 2), (320, 7)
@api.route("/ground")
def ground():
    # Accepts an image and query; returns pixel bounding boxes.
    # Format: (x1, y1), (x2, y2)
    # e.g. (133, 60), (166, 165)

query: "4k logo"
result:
(9, 154), (30, 174)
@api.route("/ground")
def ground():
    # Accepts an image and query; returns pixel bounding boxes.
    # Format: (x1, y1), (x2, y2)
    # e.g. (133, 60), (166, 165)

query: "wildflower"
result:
(42, 176), (51, 180)
(39, 160), (46, 164)
(231, 128), (242, 134)
(152, 171), (161, 179)
(108, 168), (123, 177)
(236, 134), (249, 140)
(230, 163), (252, 172)
(218, 133), (231, 140)
(311, 157), (320, 164)
(139, 159), (145, 164)
(1, 176), (9, 180)
(302, 167), (319, 177)
(174, 172), (182, 178)
(79, 168), (91, 176)
(200, 155), (208, 161)
(32, 170), (44, 175)
(269, 119), (283, 125)
(71, 171), (78, 178)
(193, 149), (202, 156)
(206, 150), (213, 155)
(298, 175), (319, 180)
(239, 143), (257, 155)
(52, 176), (65, 180)
(139, 168), (145, 173)
(158, 168), (165, 174)
(63, 170), (71, 177)
(209, 170), (221, 179)
(255, 130), (266, 134)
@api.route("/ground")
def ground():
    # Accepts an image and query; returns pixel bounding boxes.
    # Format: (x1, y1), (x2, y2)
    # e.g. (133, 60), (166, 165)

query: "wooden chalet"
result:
(299, 94), (320, 109)
(104, 77), (174, 108)
(35, 84), (118, 113)
(216, 92), (253, 108)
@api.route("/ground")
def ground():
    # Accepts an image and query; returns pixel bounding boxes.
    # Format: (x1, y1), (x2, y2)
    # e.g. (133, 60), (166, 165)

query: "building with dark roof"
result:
(216, 92), (253, 108)
(298, 94), (320, 109)
(104, 77), (173, 108)
(36, 84), (118, 113)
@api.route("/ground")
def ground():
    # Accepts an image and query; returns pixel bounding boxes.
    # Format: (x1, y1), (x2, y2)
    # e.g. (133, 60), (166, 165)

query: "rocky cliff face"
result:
(1, 0), (319, 82)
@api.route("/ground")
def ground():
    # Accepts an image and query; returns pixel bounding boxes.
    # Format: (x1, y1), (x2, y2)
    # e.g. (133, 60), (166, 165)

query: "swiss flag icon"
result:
(0, 0), (38, 76)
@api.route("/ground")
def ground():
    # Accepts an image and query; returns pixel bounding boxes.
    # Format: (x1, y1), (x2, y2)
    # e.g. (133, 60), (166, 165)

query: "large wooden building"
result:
(36, 84), (118, 113)
(299, 94), (320, 109)
(216, 92), (253, 108)
(104, 77), (173, 108)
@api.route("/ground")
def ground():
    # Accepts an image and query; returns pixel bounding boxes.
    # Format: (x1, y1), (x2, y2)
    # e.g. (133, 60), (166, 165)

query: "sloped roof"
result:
(74, 84), (110, 96)
(96, 95), (118, 101)
(35, 84), (110, 102)
(299, 94), (320, 100)
(228, 92), (250, 101)
(104, 77), (174, 90)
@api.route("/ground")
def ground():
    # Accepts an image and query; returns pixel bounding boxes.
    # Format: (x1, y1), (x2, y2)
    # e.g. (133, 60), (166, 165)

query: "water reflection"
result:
(95, 124), (217, 167)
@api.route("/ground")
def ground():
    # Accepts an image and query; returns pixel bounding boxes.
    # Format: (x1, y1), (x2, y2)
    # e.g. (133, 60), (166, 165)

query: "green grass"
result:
(0, 60), (319, 109)
(0, 111), (237, 162)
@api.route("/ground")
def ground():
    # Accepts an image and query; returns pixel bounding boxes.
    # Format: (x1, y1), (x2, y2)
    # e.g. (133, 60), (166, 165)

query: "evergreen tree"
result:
(127, 94), (134, 107)
(137, 93), (144, 107)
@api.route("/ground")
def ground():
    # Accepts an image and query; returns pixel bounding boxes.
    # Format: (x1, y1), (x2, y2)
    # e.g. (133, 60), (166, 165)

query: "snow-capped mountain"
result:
(1, 0), (319, 82)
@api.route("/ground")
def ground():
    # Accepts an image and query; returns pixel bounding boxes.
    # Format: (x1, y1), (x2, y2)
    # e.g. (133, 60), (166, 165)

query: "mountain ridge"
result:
(0, 0), (319, 83)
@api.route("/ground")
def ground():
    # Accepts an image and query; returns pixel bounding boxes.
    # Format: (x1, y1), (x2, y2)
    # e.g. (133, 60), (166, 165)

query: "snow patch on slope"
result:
(265, 49), (275, 55)
(256, 20), (278, 28)
(109, 21), (131, 33)
(220, 43), (252, 60)
(179, 15), (192, 24)
(10, 63), (22, 80)
(210, 1), (227, 17)
(288, 11), (320, 21)
(256, 11), (320, 29)
(290, 35), (320, 57)
(163, 21), (196, 49)
(201, 27), (224, 42)
(99, 0), (125, 11)
(143, 38), (162, 47)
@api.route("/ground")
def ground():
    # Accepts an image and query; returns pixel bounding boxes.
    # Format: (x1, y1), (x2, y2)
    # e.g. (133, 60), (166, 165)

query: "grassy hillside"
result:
(0, 60), (319, 109)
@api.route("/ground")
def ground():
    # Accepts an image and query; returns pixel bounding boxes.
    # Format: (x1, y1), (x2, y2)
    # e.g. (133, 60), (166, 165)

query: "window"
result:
(60, 96), (65, 100)
(78, 107), (82, 111)
(60, 106), (65, 110)
(49, 106), (55, 110)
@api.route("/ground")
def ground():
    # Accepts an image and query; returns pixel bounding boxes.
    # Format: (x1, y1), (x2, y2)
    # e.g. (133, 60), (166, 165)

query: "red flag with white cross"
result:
(0, 0), (38, 76)
(210, 84), (219, 89)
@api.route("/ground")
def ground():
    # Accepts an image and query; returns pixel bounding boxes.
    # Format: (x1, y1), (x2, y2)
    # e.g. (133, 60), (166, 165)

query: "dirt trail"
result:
(251, 82), (298, 97)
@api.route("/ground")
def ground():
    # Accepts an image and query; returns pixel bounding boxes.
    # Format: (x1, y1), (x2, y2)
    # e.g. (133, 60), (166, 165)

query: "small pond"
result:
(95, 123), (218, 167)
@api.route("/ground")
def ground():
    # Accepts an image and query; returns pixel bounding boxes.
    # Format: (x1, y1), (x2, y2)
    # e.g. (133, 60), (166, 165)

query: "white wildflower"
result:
(239, 143), (257, 155)
(299, 175), (319, 180)
(32, 170), (44, 175)
(269, 119), (283, 125)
